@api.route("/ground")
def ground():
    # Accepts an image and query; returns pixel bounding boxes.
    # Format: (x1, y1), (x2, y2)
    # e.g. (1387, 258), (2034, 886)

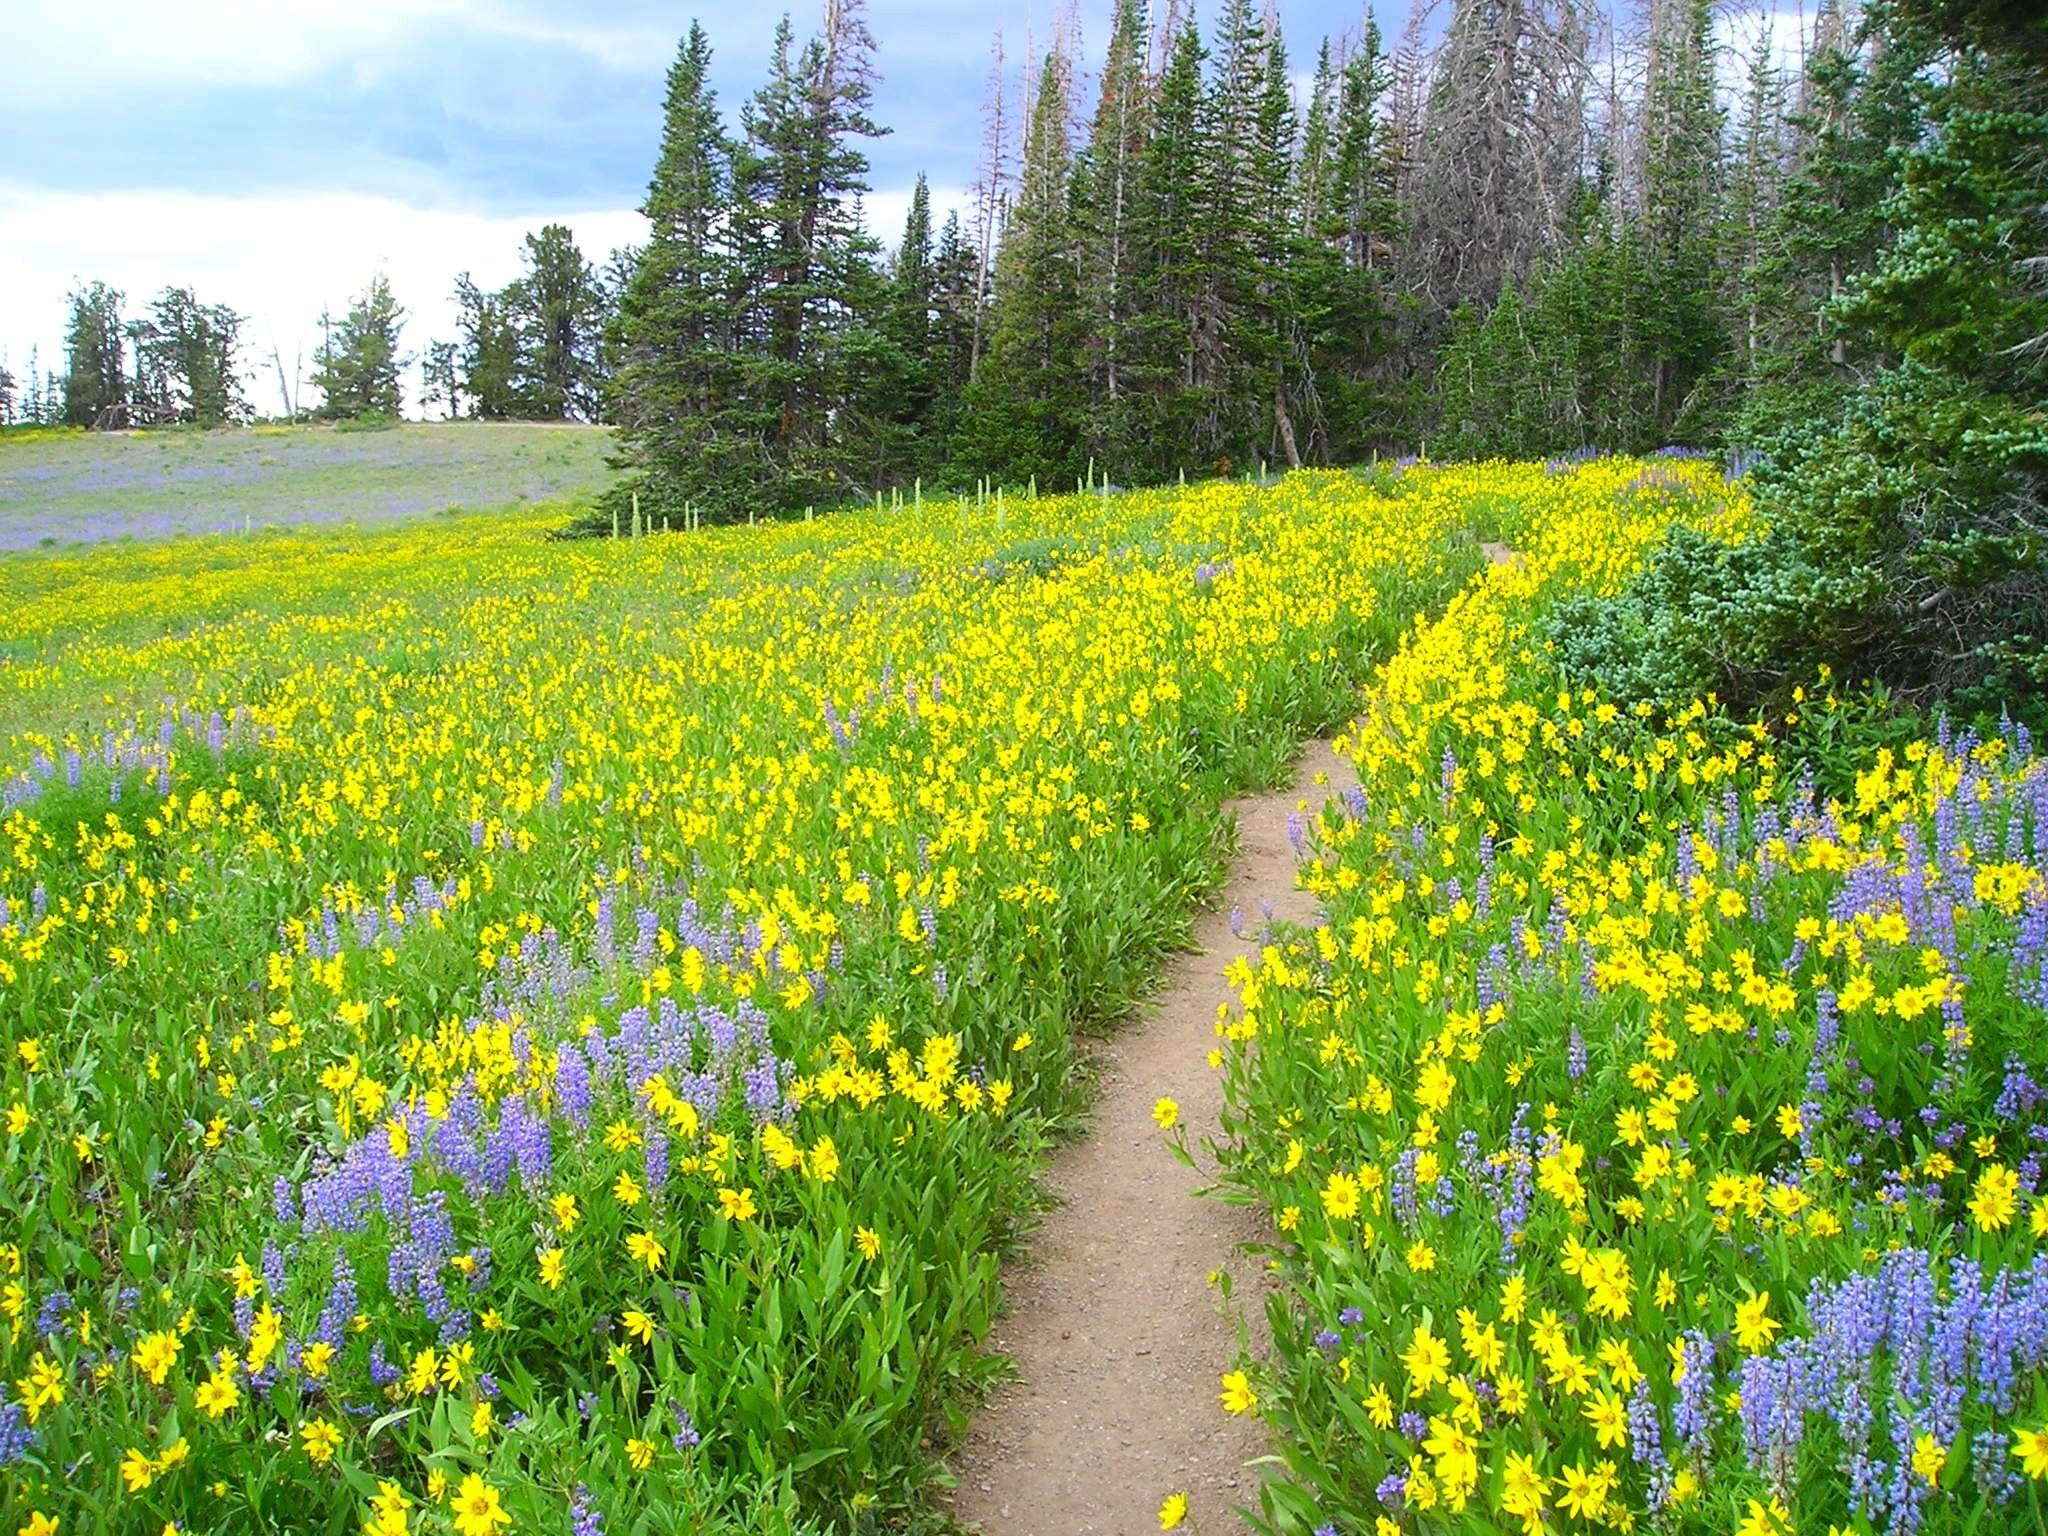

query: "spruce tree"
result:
(62, 281), (128, 429)
(452, 274), (523, 419)
(1740, 0), (1932, 437)
(136, 286), (246, 426)
(1311, 16), (1406, 455)
(1753, 0), (2048, 706)
(310, 274), (407, 420)
(509, 224), (607, 420)
(1076, 0), (1150, 471)
(726, 0), (891, 510)
(955, 49), (1088, 487)
(606, 21), (748, 519)
(1635, 0), (1726, 440)
(1722, 20), (1791, 401)
(1122, 17), (1212, 481)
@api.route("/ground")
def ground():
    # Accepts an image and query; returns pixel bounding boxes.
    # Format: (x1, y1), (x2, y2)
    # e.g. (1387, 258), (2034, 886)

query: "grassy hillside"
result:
(0, 422), (615, 550)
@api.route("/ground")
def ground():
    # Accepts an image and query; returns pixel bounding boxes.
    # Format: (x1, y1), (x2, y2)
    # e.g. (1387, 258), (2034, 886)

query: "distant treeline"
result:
(0, 226), (621, 433)
(590, 0), (2042, 526)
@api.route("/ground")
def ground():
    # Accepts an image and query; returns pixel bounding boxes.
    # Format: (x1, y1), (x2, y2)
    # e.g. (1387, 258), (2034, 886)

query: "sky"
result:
(0, 0), (1394, 418)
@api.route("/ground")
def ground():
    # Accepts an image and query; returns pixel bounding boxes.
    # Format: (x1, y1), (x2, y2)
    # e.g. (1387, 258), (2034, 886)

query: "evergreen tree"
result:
(926, 210), (981, 442)
(871, 174), (940, 479)
(452, 274), (522, 419)
(420, 341), (460, 420)
(509, 224), (607, 419)
(1634, 0), (1726, 439)
(310, 274), (408, 420)
(23, 347), (43, 427)
(63, 281), (128, 429)
(134, 286), (246, 426)
(1121, 17), (1212, 481)
(1751, 0), (2048, 706)
(606, 21), (748, 517)
(0, 357), (14, 426)
(724, 0), (892, 510)
(1721, 19), (1790, 400)
(1076, 0), (1150, 470)
(1297, 41), (1338, 240)
(1739, 0), (1933, 437)
(1313, 19), (1408, 454)
(955, 48), (1088, 486)
(1246, 20), (1307, 469)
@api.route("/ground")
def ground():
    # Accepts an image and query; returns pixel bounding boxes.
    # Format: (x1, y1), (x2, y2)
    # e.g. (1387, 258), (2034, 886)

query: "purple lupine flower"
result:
(261, 1242), (289, 1302)
(0, 1402), (34, 1466)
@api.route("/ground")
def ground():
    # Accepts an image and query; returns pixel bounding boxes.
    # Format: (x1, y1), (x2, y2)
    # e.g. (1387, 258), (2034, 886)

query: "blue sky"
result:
(0, 0), (1395, 413)
(6, 1), (1396, 217)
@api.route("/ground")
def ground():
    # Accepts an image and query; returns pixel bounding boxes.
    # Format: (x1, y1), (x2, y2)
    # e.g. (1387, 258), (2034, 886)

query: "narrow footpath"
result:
(949, 741), (1359, 1535)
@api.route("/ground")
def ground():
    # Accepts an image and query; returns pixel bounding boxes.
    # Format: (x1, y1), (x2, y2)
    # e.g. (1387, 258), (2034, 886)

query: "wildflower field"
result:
(5, 456), (2045, 1536)
(0, 467), (1477, 1534)
(1209, 464), (2048, 1535)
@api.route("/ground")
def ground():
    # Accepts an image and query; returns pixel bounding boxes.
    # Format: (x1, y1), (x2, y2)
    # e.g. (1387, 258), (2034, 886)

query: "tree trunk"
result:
(1273, 378), (1302, 469)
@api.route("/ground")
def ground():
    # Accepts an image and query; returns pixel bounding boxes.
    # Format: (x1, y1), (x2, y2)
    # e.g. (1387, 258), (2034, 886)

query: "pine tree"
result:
(725, 0), (892, 510)
(1297, 41), (1337, 240)
(420, 341), (460, 420)
(134, 286), (246, 425)
(927, 210), (980, 440)
(1247, 19), (1306, 469)
(509, 224), (606, 420)
(955, 48), (1088, 486)
(849, 172), (939, 486)
(1121, 16), (1212, 480)
(1740, 0), (1933, 437)
(0, 357), (14, 427)
(310, 274), (407, 420)
(1722, 19), (1791, 400)
(606, 21), (747, 517)
(1634, 0), (1726, 440)
(1311, 16), (1406, 455)
(1752, 0), (2048, 705)
(62, 281), (128, 429)
(1076, 0), (1150, 468)
(451, 274), (522, 419)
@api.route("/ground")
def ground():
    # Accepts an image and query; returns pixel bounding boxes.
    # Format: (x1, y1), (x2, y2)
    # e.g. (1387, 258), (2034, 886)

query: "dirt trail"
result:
(948, 742), (1359, 1536)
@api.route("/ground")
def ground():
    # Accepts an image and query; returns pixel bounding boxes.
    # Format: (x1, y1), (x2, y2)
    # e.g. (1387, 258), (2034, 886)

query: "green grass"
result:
(0, 420), (616, 550)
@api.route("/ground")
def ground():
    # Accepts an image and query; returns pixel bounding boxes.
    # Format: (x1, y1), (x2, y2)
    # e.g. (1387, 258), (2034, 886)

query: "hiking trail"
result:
(947, 741), (1359, 1535)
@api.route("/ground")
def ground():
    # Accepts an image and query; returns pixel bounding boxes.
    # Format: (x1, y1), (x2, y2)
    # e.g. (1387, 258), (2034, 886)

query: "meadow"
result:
(0, 422), (615, 551)
(2, 451), (2044, 1536)
(1204, 464), (2048, 1535)
(0, 463), (1476, 1533)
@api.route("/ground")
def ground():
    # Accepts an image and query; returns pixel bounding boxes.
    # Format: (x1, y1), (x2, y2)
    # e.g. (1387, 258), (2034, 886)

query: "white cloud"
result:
(2, 0), (674, 98)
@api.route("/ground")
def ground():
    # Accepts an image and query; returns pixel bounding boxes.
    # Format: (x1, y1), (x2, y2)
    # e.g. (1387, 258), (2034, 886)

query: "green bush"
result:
(1539, 523), (1869, 717)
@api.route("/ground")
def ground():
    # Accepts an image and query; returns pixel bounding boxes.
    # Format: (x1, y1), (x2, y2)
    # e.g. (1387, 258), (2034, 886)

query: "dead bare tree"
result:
(968, 29), (1012, 381)
(1401, 0), (1597, 327)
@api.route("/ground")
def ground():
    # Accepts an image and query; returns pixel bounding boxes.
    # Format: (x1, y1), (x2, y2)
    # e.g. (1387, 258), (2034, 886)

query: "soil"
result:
(947, 741), (1360, 1535)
